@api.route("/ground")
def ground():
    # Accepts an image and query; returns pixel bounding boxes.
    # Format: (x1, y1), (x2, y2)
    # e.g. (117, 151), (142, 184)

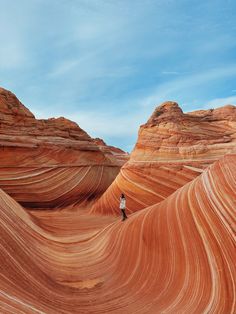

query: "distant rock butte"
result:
(146, 101), (183, 125)
(0, 87), (127, 208)
(91, 101), (236, 215)
(93, 137), (129, 164)
(0, 87), (34, 118)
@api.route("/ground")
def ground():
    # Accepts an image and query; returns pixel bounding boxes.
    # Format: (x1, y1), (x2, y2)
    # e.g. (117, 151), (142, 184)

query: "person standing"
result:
(120, 193), (128, 221)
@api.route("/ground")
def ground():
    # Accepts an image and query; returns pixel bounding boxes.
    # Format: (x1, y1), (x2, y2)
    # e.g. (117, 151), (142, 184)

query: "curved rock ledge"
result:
(0, 87), (127, 208)
(91, 102), (236, 215)
(0, 154), (235, 313)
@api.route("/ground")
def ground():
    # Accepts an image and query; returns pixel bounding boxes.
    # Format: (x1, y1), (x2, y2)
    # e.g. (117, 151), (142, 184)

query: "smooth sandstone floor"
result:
(0, 154), (235, 313)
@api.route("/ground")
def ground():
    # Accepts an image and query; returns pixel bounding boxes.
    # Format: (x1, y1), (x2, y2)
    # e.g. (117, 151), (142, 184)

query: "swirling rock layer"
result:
(91, 102), (236, 215)
(0, 154), (235, 313)
(0, 88), (235, 313)
(0, 88), (126, 208)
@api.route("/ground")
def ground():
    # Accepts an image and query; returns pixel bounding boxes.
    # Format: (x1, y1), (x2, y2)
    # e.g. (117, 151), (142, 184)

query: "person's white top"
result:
(119, 198), (126, 209)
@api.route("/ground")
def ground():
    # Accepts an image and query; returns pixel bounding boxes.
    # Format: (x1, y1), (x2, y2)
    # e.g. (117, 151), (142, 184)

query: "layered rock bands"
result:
(0, 154), (235, 313)
(0, 88), (127, 208)
(0, 87), (235, 313)
(91, 101), (236, 215)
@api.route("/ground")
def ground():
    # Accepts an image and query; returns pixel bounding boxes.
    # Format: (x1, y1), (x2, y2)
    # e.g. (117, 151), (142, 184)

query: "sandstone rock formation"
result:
(91, 101), (236, 215)
(0, 154), (235, 313)
(0, 87), (125, 208)
(0, 88), (235, 313)
(93, 137), (129, 165)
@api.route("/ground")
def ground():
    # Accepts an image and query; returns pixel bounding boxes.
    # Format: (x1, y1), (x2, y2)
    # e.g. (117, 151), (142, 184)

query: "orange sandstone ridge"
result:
(0, 88), (235, 313)
(91, 101), (236, 215)
(0, 154), (235, 313)
(93, 137), (129, 164)
(0, 87), (127, 208)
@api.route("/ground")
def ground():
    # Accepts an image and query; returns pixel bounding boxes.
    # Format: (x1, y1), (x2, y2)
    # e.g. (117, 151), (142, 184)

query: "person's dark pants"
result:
(121, 209), (128, 221)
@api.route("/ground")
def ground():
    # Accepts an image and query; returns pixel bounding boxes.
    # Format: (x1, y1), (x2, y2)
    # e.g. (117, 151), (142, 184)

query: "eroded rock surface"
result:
(0, 154), (235, 313)
(91, 101), (236, 215)
(0, 87), (125, 208)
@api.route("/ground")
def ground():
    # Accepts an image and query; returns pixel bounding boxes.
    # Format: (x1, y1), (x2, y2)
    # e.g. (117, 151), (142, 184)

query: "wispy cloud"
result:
(140, 64), (236, 109)
(161, 71), (180, 75)
(32, 102), (147, 139)
(31, 104), (145, 151)
(203, 96), (236, 108)
(1, 0), (236, 151)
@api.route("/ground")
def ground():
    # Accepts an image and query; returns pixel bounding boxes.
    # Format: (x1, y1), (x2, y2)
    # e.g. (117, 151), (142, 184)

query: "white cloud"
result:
(1, 0), (236, 152)
(161, 71), (180, 75)
(0, 42), (27, 69)
(32, 105), (144, 138)
(202, 96), (236, 108)
(0, 7), (28, 69)
(140, 64), (236, 108)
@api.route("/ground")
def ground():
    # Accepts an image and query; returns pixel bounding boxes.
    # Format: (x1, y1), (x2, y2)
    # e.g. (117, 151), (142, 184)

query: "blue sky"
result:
(0, 0), (236, 151)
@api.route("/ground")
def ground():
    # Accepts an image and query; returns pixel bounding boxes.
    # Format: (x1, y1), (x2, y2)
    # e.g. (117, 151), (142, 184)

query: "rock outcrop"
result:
(0, 154), (235, 313)
(91, 101), (236, 215)
(93, 137), (129, 165)
(0, 87), (125, 208)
